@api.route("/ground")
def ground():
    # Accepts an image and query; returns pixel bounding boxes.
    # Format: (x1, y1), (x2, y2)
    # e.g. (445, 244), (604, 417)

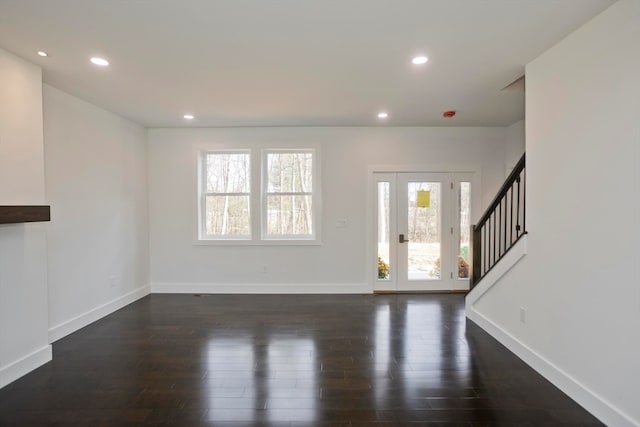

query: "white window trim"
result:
(196, 146), (321, 246)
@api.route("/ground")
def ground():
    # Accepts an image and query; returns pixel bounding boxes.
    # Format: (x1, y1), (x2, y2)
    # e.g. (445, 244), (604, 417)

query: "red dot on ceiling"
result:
(443, 110), (456, 118)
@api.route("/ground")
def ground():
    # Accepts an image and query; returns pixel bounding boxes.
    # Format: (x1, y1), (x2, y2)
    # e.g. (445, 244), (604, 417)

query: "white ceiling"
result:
(0, 0), (614, 128)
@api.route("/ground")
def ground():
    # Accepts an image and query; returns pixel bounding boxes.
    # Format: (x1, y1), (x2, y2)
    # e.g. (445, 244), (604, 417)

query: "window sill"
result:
(193, 239), (322, 246)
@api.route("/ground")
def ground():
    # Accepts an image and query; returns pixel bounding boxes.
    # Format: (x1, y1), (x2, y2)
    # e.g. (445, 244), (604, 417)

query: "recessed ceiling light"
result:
(90, 57), (109, 66)
(37, 51), (48, 57)
(377, 112), (389, 119)
(412, 56), (429, 65)
(183, 114), (195, 120)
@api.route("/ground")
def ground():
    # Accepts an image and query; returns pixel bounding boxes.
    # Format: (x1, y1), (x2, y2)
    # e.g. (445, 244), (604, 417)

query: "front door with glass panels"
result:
(374, 172), (473, 291)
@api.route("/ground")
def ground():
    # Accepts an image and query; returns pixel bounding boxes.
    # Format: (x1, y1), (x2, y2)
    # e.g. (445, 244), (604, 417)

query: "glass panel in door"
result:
(407, 182), (441, 280)
(458, 182), (471, 279)
(373, 172), (473, 292)
(377, 182), (391, 280)
(397, 173), (451, 291)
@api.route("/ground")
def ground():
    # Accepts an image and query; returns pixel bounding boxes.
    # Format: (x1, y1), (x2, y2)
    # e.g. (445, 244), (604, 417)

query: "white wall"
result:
(470, 1), (640, 426)
(43, 85), (150, 341)
(504, 119), (525, 175)
(149, 127), (506, 292)
(0, 48), (51, 387)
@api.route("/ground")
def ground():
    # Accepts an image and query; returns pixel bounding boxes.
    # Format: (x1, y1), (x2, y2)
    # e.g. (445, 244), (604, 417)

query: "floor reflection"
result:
(266, 337), (317, 423)
(204, 336), (257, 423)
(204, 334), (317, 423)
(370, 296), (483, 419)
(201, 296), (488, 423)
(374, 303), (391, 405)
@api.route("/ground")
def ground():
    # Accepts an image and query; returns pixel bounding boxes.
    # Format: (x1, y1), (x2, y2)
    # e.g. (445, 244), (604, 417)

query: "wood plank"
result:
(0, 206), (51, 224)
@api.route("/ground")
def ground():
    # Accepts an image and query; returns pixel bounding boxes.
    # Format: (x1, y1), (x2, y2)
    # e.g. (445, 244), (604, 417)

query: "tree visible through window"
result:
(265, 151), (314, 238)
(203, 151), (251, 238)
(199, 148), (317, 242)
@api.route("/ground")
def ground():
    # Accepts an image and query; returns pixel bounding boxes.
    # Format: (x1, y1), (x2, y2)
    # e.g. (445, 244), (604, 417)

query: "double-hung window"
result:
(200, 151), (251, 240)
(198, 147), (319, 243)
(263, 150), (315, 240)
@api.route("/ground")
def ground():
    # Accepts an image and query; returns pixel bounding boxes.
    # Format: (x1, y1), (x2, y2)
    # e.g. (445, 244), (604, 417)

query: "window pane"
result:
(407, 182), (441, 280)
(266, 195), (313, 236)
(205, 195), (250, 237)
(458, 182), (471, 278)
(206, 153), (250, 193)
(377, 182), (390, 280)
(267, 152), (313, 193)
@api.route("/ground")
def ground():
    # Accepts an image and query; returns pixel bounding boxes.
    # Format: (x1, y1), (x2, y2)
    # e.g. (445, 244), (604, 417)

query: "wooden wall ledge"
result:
(0, 206), (51, 224)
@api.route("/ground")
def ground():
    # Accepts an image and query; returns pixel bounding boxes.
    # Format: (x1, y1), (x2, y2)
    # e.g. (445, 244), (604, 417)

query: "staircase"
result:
(470, 153), (526, 290)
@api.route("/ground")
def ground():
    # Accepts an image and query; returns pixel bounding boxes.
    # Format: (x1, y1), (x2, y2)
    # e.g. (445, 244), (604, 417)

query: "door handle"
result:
(399, 234), (409, 243)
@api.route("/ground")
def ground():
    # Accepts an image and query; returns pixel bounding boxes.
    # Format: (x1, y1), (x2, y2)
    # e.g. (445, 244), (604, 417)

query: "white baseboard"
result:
(0, 345), (52, 389)
(151, 282), (372, 294)
(466, 236), (638, 427)
(466, 310), (637, 427)
(48, 285), (150, 343)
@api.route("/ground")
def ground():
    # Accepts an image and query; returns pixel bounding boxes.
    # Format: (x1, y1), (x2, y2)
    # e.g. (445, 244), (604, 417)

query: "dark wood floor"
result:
(0, 294), (602, 426)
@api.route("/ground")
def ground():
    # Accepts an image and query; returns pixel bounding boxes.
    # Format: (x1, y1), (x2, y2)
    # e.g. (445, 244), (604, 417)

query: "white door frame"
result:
(367, 165), (481, 292)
